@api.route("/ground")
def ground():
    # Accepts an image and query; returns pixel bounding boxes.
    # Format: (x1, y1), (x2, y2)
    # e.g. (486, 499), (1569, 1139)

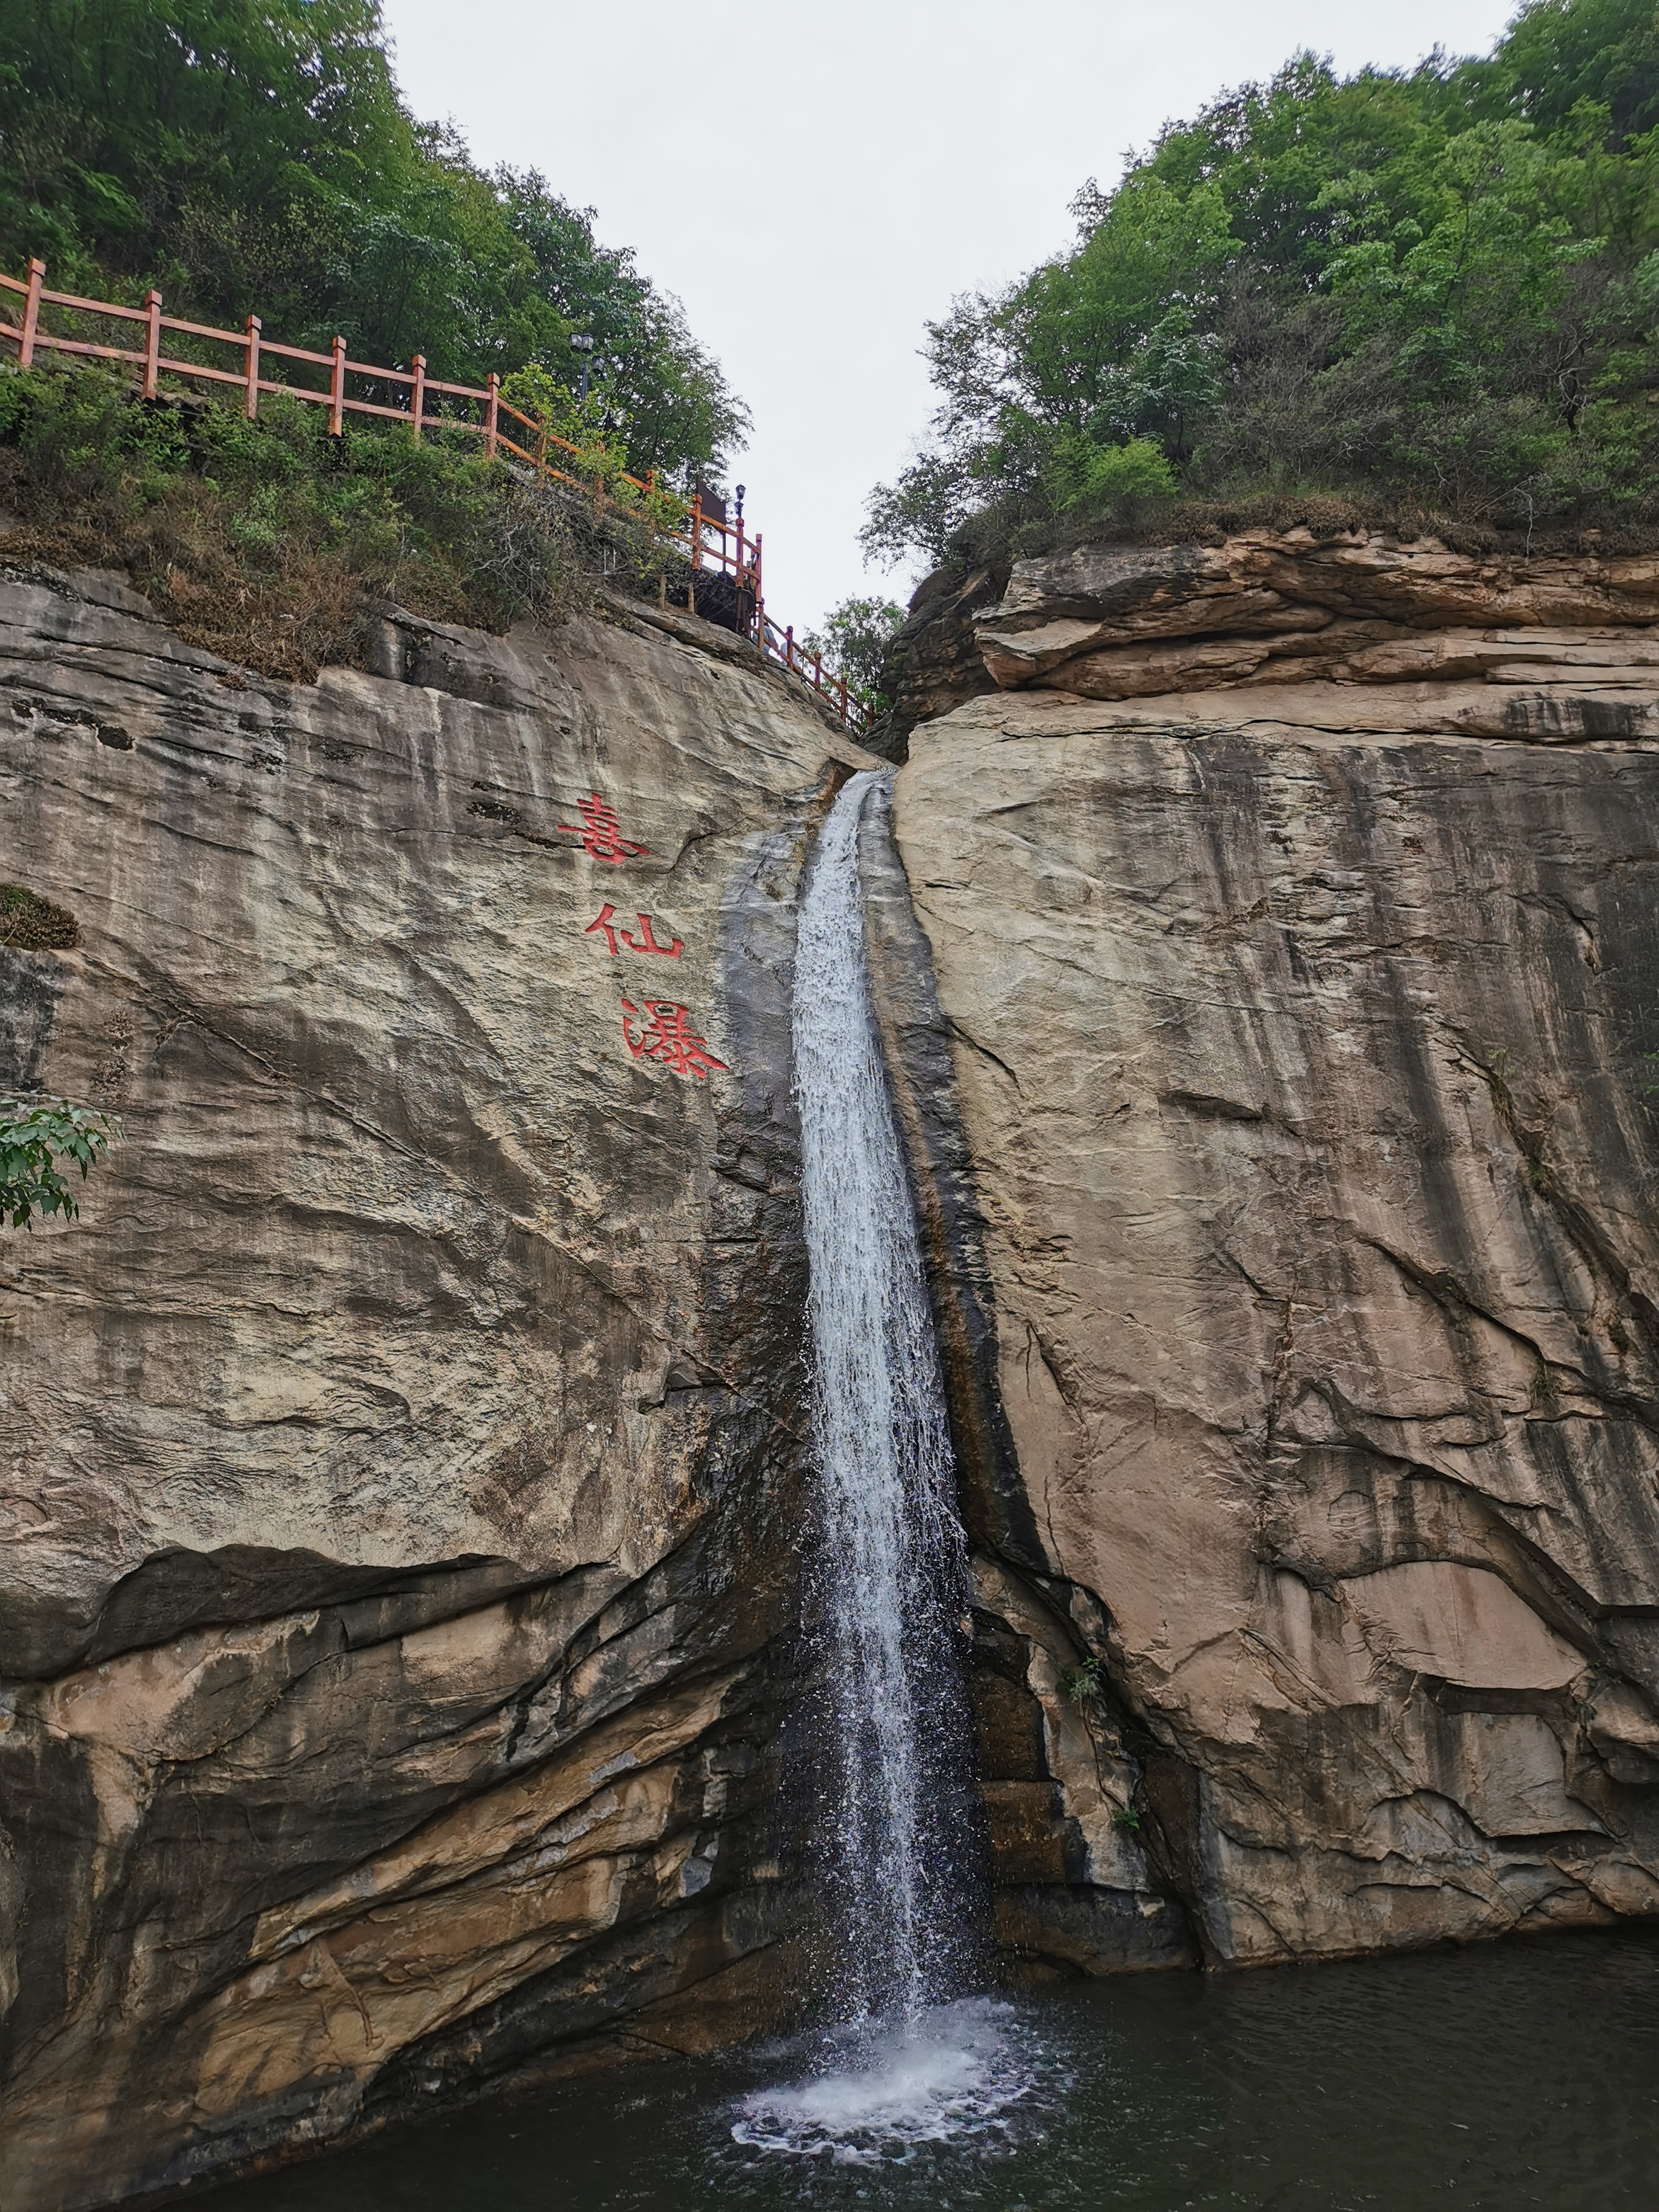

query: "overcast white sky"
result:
(381, 0), (1522, 632)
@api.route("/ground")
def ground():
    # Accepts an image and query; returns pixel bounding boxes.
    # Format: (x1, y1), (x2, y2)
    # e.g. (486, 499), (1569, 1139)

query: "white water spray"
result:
(790, 768), (977, 2026)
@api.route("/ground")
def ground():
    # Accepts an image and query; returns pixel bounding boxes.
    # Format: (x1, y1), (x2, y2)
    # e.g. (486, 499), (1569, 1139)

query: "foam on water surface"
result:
(731, 2000), (1051, 2167)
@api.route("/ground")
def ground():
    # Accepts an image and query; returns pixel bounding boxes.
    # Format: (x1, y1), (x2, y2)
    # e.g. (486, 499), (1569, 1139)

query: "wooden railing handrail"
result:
(0, 255), (868, 731)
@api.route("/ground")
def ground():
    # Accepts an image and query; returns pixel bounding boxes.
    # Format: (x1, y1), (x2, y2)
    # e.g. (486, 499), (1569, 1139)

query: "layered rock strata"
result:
(887, 528), (1659, 748)
(893, 659), (1659, 1961)
(0, 572), (877, 2211)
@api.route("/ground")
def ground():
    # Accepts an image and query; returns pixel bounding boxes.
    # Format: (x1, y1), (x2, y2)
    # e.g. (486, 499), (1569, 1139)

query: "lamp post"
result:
(734, 483), (745, 521)
(569, 330), (595, 406)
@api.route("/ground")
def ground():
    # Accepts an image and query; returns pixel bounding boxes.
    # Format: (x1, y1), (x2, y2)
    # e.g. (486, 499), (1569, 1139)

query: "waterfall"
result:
(791, 766), (978, 2026)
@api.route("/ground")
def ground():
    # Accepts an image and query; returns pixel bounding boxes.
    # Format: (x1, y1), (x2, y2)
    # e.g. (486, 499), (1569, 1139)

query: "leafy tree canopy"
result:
(865, 0), (1659, 566)
(801, 596), (907, 716)
(0, 2), (747, 482)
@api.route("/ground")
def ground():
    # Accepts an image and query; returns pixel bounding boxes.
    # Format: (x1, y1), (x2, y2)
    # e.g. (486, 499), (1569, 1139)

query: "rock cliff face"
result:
(0, 571), (874, 2211)
(893, 529), (1659, 1962)
(7, 524), (1659, 2207)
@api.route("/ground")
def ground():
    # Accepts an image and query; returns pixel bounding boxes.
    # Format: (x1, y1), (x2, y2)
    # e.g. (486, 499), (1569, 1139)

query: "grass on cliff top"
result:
(0, 364), (592, 683)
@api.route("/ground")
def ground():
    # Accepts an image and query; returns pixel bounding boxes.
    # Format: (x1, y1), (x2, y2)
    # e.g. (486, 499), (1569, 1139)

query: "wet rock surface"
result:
(0, 574), (877, 2210)
(858, 782), (1192, 1976)
(893, 682), (1659, 1963)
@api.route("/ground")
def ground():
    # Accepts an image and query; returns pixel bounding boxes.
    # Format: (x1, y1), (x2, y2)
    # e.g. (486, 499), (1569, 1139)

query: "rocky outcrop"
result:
(876, 562), (1005, 759)
(0, 571), (881, 2211)
(893, 671), (1659, 1963)
(886, 528), (1659, 749)
(877, 530), (1659, 1968)
(989, 529), (1659, 739)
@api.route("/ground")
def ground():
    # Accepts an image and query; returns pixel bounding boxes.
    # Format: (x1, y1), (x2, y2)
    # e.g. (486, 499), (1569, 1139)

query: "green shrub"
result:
(0, 1099), (121, 1230)
(0, 364), (582, 679)
(1044, 434), (1178, 514)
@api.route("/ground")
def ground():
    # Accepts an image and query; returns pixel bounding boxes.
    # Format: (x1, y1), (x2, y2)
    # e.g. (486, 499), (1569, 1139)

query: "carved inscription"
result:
(622, 1000), (728, 1079)
(556, 792), (651, 863)
(562, 789), (720, 1079)
(584, 905), (683, 958)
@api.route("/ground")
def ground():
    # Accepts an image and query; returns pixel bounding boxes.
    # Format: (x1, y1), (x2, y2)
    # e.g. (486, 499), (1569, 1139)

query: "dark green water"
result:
(201, 1927), (1659, 2211)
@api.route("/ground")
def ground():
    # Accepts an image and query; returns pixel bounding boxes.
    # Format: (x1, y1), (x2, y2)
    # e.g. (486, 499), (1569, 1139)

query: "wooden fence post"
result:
(411, 354), (426, 440)
(243, 315), (261, 419)
(839, 671), (849, 723)
(484, 372), (499, 459)
(537, 423), (548, 482)
(329, 335), (346, 435)
(785, 623), (794, 672)
(18, 258), (44, 369)
(142, 289), (162, 399)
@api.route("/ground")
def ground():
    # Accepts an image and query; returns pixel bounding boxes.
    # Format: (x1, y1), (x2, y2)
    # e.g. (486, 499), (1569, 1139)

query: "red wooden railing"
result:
(762, 613), (854, 726)
(0, 256), (870, 732)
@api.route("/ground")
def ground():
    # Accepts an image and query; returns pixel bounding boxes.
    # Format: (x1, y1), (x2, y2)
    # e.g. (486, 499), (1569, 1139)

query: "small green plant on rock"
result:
(1112, 1805), (1143, 1834)
(1, 1099), (122, 1228)
(1059, 1656), (1105, 1706)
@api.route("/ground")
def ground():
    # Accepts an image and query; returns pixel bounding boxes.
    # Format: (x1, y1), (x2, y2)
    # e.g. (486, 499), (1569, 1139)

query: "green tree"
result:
(865, 0), (1659, 565)
(802, 597), (907, 714)
(1, 1098), (120, 1228)
(0, 1), (415, 304)
(0, 2), (747, 485)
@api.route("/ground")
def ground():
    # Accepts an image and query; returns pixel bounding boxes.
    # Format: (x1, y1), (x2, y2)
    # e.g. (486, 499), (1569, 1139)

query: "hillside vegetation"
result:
(866, 0), (1659, 568)
(0, 1), (746, 486)
(0, 4), (750, 678)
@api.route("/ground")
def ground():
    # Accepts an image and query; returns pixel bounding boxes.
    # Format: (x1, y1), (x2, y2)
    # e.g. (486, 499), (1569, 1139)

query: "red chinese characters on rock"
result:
(621, 1001), (728, 1081)
(583, 904), (683, 958)
(556, 793), (651, 863)
(562, 788), (724, 1081)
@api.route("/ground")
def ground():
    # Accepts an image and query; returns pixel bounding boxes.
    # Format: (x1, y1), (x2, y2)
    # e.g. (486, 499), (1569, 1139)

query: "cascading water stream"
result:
(734, 768), (1051, 2164)
(788, 766), (977, 2027)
